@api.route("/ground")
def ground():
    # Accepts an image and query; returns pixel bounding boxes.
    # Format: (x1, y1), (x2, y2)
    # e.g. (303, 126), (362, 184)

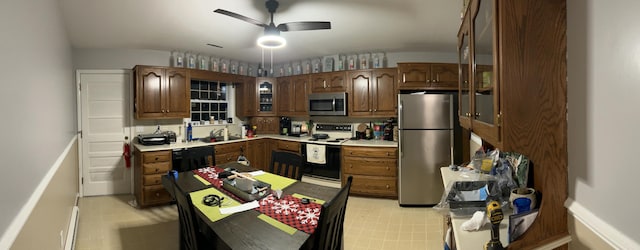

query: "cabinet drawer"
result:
(215, 153), (238, 165)
(215, 142), (244, 155)
(276, 140), (300, 153)
(343, 157), (397, 177)
(343, 146), (397, 158)
(345, 175), (397, 197)
(142, 185), (172, 204)
(142, 174), (165, 186)
(142, 162), (171, 174)
(142, 150), (171, 163)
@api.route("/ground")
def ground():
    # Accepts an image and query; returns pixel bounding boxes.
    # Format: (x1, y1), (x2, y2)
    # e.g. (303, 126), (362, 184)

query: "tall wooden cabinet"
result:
(235, 76), (257, 117)
(133, 66), (190, 119)
(396, 63), (458, 91)
(348, 69), (397, 117)
(458, 0), (568, 249)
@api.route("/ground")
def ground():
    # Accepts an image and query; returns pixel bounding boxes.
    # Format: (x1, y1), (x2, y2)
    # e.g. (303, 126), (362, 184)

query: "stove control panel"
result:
(315, 124), (352, 132)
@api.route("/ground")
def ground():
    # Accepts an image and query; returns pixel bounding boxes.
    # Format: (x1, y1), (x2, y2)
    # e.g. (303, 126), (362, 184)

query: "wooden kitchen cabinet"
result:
(273, 140), (300, 154)
(348, 68), (397, 117)
(342, 146), (398, 198)
(396, 63), (458, 90)
(247, 138), (271, 171)
(214, 141), (246, 165)
(310, 72), (348, 93)
(457, 0), (569, 249)
(235, 76), (257, 117)
(133, 149), (173, 208)
(250, 116), (279, 134)
(133, 65), (190, 119)
(277, 75), (309, 117)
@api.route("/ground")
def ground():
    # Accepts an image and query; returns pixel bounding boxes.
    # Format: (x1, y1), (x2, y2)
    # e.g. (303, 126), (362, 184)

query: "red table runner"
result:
(193, 166), (244, 202)
(256, 194), (322, 234)
(193, 167), (322, 234)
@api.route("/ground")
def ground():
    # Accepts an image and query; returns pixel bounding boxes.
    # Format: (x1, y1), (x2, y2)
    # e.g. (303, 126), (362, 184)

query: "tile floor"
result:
(75, 195), (444, 250)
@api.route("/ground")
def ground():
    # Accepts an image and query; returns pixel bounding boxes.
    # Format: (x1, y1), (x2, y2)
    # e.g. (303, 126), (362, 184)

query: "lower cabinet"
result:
(133, 149), (173, 208)
(214, 141), (246, 165)
(342, 146), (398, 198)
(247, 138), (271, 171)
(251, 116), (280, 134)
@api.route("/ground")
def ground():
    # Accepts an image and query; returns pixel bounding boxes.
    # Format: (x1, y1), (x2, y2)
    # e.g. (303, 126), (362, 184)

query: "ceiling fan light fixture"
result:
(257, 35), (286, 49)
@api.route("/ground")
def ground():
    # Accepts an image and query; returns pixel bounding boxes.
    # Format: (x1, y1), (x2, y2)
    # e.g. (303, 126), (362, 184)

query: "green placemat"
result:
(257, 214), (297, 235)
(254, 173), (296, 190)
(193, 174), (211, 185)
(190, 188), (241, 223)
(292, 193), (326, 205)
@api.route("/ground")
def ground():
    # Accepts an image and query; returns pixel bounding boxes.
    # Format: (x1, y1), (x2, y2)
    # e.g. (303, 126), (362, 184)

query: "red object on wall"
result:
(123, 142), (131, 168)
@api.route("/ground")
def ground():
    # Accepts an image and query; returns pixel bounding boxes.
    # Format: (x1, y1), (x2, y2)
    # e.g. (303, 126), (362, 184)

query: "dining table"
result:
(163, 162), (341, 250)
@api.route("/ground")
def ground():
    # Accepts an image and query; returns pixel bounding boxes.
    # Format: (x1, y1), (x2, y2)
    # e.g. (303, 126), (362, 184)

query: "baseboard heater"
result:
(64, 202), (79, 250)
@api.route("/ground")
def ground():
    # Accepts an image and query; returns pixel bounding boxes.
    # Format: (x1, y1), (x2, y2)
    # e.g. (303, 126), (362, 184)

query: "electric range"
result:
(308, 123), (353, 145)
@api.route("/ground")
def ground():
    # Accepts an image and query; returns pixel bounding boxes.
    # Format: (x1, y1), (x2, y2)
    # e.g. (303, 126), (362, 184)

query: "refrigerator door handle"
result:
(399, 100), (403, 157)
(332, 98), (336, 111)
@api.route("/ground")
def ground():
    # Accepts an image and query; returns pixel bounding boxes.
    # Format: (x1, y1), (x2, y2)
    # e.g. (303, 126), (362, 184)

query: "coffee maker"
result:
(279, 116), (292, 135)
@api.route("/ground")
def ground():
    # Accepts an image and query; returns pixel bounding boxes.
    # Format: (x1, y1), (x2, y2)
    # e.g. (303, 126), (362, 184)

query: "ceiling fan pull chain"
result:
(270, 49), (274, 76)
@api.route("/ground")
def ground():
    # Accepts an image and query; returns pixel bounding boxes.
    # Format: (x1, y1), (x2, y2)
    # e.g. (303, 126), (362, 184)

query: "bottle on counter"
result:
(187, 123), (193, 142)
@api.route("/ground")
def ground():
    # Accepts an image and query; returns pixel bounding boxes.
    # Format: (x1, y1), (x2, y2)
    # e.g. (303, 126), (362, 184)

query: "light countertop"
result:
(440, 167), (510, 249)
(134, 134), (397, 152)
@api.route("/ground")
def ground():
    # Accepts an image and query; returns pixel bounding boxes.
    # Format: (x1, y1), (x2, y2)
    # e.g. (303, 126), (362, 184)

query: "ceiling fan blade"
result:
(206, 43), (223, 48)
(277, 22), (331, 32)
(214, 9), (267, 28)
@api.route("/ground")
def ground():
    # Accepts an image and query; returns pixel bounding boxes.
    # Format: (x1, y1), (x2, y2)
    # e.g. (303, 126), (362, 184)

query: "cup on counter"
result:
(509, 187), (536, 211)
(513, 197), (532, 214)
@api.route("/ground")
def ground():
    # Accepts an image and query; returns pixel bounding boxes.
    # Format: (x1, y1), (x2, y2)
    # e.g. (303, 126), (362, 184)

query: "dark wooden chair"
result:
(179, 146), (214, 172)
(314, 176), (353, 250)
(269, 150), (304, 180)
(172, 178), (210, 250)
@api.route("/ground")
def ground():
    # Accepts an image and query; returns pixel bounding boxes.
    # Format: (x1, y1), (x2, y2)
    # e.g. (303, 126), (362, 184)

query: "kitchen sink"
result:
(199, 136), (242, 143)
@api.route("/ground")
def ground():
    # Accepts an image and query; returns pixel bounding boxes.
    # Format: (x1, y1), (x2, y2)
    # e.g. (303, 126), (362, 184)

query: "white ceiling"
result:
(59, 0), (463, 64)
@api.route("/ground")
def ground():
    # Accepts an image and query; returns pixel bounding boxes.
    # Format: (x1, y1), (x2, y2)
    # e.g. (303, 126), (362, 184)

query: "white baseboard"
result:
(65, 193), (80, 250)
(565, 198), (640, 250)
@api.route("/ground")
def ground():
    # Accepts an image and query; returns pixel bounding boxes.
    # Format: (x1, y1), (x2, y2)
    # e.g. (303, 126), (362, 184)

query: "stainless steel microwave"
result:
(308, 92), (347, 116)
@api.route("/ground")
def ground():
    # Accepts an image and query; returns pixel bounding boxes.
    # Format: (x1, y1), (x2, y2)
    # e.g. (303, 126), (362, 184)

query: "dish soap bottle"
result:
(187, 123), (193, 142)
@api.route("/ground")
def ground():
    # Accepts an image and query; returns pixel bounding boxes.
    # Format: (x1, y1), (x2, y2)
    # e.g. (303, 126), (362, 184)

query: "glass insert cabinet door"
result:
(458, 6), (472, 128)
(258, 80), (273, 112)
(473, 0), (496, 125)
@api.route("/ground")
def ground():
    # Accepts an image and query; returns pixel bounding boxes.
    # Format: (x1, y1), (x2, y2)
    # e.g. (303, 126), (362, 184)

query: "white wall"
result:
(567, 0), (640, 248)
(0, 0), (76, 247)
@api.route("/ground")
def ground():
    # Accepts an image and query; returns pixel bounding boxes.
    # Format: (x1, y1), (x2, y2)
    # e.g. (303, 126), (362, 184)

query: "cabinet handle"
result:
(475, 113), (481, 117)
(369, 109), (372, 112)
(323, 80), (327, 88)
(386, 167), (390, 171)
(350, 164), (353, 168)
(385, 185), (390, 189)
(350, 152), (353, 155)
(426, 79), (431, 83)
(465, 112), (472, 117)
(167, 109), (170, 113)
(374, 109), (377, 112)
(155, 157), (159, 160)
(155, 168), (159, 172)
(156, 192), (160, 197)
(386, 152), (390, 156)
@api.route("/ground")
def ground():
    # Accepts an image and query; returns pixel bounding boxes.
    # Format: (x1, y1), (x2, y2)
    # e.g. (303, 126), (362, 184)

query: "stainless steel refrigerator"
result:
(398, 93), (459, 206)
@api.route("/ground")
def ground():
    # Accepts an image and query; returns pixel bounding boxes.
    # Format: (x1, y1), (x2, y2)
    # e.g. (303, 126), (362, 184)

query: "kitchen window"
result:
(190, 80), (228, 123)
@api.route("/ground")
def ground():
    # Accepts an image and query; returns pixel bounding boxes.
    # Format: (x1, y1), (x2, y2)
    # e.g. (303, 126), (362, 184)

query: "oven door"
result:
(301, 143), (341, 180)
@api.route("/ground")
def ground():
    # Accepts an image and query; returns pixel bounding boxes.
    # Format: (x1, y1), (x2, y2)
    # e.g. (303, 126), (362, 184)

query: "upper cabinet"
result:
(235, 76), (257, 118)
(133, 66), (190, 119)
(277, 75), (309, 116)
(348, 69), (397, 117)
(310, 72), (348, 93)
(458, 0), (568, 248)
(397, 63), (458, 90)
(256, 78), (276, 116)
(459, 0), (500, 144)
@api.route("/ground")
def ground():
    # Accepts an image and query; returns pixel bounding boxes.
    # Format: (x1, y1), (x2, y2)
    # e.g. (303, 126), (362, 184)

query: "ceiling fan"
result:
(214, 0), (331, 48)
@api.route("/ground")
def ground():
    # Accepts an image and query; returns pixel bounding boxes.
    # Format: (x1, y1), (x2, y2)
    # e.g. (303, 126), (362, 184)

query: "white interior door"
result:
(78, 70), (132, 196)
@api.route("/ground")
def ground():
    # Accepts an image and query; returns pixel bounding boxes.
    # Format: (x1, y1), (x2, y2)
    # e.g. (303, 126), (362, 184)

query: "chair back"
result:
(269, 151), (304, 180)
(172, 179), (201, 250)
(179, 146), (214, 172)
(314, 176), (353, 250)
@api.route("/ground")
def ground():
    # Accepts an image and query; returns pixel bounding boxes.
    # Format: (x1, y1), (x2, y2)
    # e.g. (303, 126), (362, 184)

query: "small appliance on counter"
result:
(163, 131), (177, 144)
(279, 116), (291, 135)
(137, 133), (169, 145)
